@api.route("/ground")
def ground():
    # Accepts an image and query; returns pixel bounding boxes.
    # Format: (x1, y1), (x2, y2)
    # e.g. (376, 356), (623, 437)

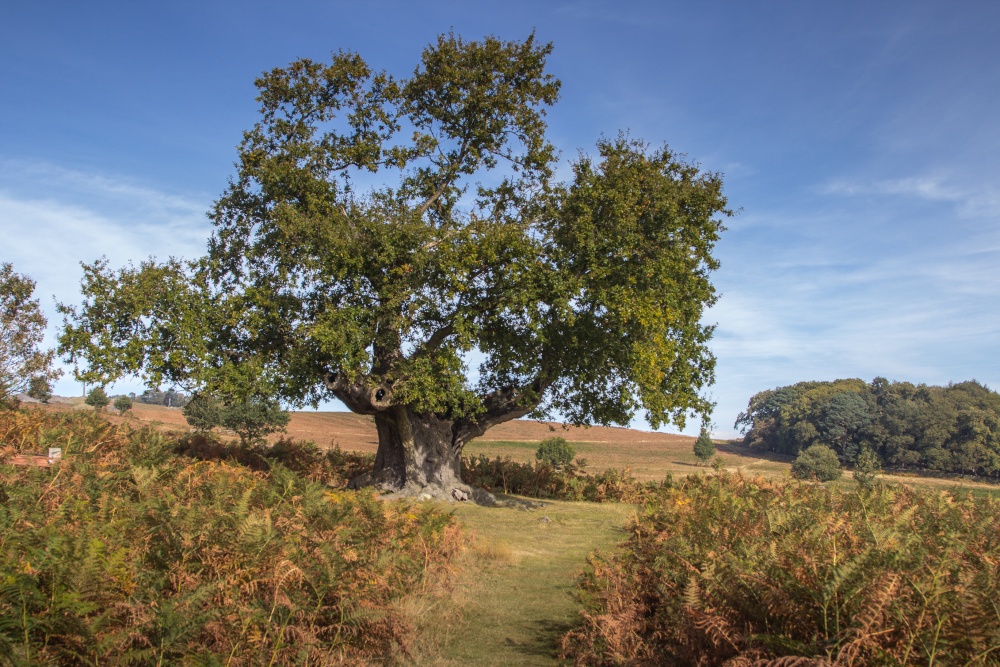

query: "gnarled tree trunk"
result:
(364, 407), (471, 500)
(326, 371), (543, 501)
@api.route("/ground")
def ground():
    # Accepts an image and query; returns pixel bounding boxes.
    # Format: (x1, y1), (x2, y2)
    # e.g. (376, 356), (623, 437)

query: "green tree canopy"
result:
(1, 263), (61, 401)
(85, 386), (109, 412)
(738, 378), (1000, 479)
(59, 33), (730, 498)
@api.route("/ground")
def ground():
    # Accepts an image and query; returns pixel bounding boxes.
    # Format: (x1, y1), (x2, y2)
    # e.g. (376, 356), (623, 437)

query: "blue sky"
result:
(2, 1), (998, 437)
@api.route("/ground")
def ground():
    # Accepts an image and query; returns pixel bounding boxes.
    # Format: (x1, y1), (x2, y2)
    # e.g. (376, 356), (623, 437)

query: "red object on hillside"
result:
(6, 448), (62, 467)
(8, 455), (54, 467)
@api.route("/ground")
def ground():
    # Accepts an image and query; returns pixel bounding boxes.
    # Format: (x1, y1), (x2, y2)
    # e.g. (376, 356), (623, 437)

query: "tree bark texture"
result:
(364, 407), (471, 500)
(326, 371), (544, 500)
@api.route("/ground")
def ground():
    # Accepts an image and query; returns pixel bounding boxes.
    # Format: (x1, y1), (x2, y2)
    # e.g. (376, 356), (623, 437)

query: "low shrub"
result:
(560, 471), (1000, 666)
(181, 392), (222, 432)
(852, 444), (883, 489)
(175, 431), (374, 486)
(536, 436), (576, 468)
(791, 443), (842, 481)
(113, 394), (133, 415)
(26, 377), (52, 403)
(0, 407), (459, 665)
(462, 454), (667, 503)
(182, 394), (290, 445)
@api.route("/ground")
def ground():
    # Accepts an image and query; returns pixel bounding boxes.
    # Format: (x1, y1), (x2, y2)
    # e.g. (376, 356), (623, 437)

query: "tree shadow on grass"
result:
(505, 618), (575, 661)
(674, 460), (712, 468)
(716, 441), (794, 463)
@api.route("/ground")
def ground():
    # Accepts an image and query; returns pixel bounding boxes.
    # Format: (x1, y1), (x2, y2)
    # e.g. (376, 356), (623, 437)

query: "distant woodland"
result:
(133, 387), (190, 408)
(736, 378), (1000, 478)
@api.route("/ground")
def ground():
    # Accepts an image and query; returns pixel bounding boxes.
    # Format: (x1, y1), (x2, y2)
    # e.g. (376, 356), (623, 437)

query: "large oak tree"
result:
(59, 33), (730, 499)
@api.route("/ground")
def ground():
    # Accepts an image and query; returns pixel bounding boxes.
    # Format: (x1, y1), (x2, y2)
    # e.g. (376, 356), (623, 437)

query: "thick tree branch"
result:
(411, 322), (455, 358)
(324, 371), (394, 414)
(451, 376), (548, 449)
(416, 138), (469, 217)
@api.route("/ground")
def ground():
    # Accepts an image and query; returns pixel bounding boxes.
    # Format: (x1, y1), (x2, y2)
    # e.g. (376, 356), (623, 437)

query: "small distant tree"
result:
(693, 427), (715, 464)
(220, 397), (290, 446)
(791, 444), (842, 482)
(136, 388), (166, 405)
(163, 388), (191, 408)
(183, 393), (224, 432)
(113, 394), (133, 415)
(27, 377), (53, 403)
(134, 387), (191, 407)
(85, 386), (110, 412)
(852, 445), (883, 490)
(536, 436), (575, 468)
(0, 263), (62, 403)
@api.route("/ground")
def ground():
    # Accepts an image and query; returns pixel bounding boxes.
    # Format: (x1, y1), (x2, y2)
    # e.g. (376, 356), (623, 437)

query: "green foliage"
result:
(136, 387), (191, 407)
(84, 386), (109, 411)
(818, 390), (871, 462)
(561, 472), (1000, 665)
(735, 378), (868, 457)
(58, 33), (730, 439)
(0, 263), (61, 400)
(693, 428), (715, 463)
(852, 444), (882, 489)
(791, 443), (842, 482)
(175, 433), (375, 488)
(0, 407), (459, 664)
(737, 377), (1000, 479)
(535, 436), (575, 468)
(182, 392), (223, 431)
(219, 397), (291, 445)
(182, 394), (289, 445)
(25, 377), (52, 403)
(113, 394), (133, 415)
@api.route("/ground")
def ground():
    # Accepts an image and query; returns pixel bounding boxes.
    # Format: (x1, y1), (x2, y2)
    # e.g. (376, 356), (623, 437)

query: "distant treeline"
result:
(736, 378), (1000, 478)
(133, 388), (190, 408)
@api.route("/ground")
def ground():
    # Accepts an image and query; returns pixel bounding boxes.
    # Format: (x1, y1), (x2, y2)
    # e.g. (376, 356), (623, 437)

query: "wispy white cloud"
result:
(821, 173), (1000, 220)
(1, 159), (208, 215)
(0, 160), (213, 397)
(703, 172), (1000, 438)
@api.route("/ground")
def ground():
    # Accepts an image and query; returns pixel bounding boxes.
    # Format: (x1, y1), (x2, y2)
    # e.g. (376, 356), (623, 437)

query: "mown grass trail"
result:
(405, 500), (634, 666)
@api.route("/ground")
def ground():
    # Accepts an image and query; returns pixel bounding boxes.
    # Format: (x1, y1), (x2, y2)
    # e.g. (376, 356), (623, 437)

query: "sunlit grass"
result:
(403, 500), (634, 666)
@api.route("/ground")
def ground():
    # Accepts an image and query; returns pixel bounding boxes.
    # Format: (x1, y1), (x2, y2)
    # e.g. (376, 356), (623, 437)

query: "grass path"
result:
(405, 500), (635, 666)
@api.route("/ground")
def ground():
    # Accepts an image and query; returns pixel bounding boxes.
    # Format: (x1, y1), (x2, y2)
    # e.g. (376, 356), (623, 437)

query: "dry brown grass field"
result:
(41, 400), (736, 480)
(36, 398), (1000, 491)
